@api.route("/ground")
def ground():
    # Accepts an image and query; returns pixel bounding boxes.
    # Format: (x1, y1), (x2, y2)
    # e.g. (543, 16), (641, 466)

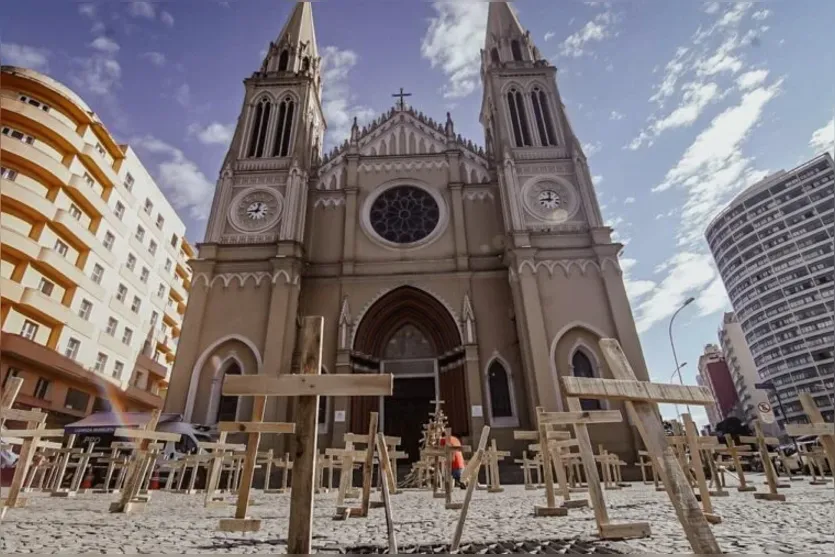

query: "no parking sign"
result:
(758, 401), (776, 424)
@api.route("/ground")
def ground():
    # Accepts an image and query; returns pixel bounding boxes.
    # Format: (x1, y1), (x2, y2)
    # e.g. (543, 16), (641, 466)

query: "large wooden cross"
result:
(742, 421), (786, 501)
(218, 316), (393, 554)
(563, 338), (723, 555)
(786, 392), (835, 474)
(450, 426), (490, 552)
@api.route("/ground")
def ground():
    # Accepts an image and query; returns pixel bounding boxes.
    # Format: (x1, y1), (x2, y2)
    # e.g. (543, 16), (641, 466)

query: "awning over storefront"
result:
(64, 412), (183, 434)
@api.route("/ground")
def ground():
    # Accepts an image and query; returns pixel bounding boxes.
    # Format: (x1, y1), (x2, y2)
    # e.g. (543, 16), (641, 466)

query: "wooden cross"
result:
(218, 316), (392, 553)
(110, 410), (181, 513)
(742, 421), (786, 501)
(202, 434), (246, 505)
(374, 432), (398, 554)
(422, 429), (472, 510)
(786, 392), (835, 476)
(716, 435), (757, 492)
(450, 426), (491, 552)
(94, 443), (134, 494)
(533, 410), (585, 515)
(392, 87), (412, 111)
(483, 439), (510, 493)
(635, 452), (653, 485)
(53, 440), (101, 497)
(571, 338), (723, 555)
(682, 414), (722, 523)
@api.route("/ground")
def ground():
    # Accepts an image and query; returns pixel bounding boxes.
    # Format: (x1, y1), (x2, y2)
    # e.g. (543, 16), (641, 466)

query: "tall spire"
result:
(485, 2), (526, 49)
(259, 2), (319, 76)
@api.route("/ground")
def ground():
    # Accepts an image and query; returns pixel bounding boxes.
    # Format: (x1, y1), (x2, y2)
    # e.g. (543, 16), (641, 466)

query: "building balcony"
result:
(128, 235), (155, 267)
(156, 333), (174, 355)
(66, 173), (127, 237)
(2, 135), (71, 186)
(2, 96), (86, 154)
(168, 277), (187, 303)
(2, 225), (41, 261)
(136, 352), (168, 380)
(79, 143), (121, 190)
(20, 286), (94, 339)
(137, 208), (163, 241)
(119, 263), (149, 296)
(1, 178), (57, 222)
(1, 276), (24, 304)
(97, 330), (132, 359)
(36, 246), (106, 301)
(52, 208), (116, 267)
(108, 297), (142, 327)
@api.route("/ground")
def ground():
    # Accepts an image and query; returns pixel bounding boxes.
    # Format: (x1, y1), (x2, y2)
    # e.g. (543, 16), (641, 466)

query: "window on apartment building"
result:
(94, 352), (108, 373)
(122, 327), (133, 345)
(91, 263), (104, 284)
(2, 367), (21, 389)
(135, 226), (145, 242)
(83, 172), (95, 187)
(106, 317), (118, 336)
(164, 258), (172, 272)
(113, 361), (124, 379)
(114, 201), (125, 220)
(1, 126), (35, 144)
(0, 166), (18, 180)
(124, 173), (135, 192)
(156, 214), (165, 230)
(34, 378), (50, 400)
(68, 204), (82, 221)
(116, 283), (128, 302)
(157, 284), (166, 298)
(131, 296), (141, 313)
(64, 388), (90, 412)
(95, 142), (106, 157)
(93, 397), (112, 412)
(140, 267), (149, 284)
(150, 311), (159, 327)
(126, 254), (137, 271)
(54, 239), (69, 257)
(64, 337), (81, 360)
(20, 95), (51, 112)
(170, 234), (178, 248)
(38, 278), (54, 296)
(20, 320), (39, 340)
(103, 231), (115, 251)
(149, 240), (157, 256)
(144, 198), (154, 215)
(78, 299), (93, 320)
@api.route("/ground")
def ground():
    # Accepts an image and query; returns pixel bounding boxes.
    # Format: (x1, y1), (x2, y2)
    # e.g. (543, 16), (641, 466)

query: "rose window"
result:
(369, 186), (440, 244)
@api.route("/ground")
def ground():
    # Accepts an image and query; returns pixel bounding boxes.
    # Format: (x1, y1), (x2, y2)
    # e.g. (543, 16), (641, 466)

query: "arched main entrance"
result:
(351, 286), (467, 461)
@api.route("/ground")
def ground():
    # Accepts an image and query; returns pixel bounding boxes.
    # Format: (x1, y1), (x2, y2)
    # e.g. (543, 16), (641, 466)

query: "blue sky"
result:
(3, 1), (834, 424)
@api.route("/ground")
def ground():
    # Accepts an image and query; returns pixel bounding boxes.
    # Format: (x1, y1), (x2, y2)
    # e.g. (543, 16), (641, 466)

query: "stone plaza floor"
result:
(1, 475), (833, 554)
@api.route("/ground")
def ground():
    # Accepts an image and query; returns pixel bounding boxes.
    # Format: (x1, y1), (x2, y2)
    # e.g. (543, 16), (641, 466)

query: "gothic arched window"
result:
(277, 50), (290, 72)
(572, 351), (602, 411)
(216, 362), (241, 423)
(511, 40), (523, 61)
(531, 87), (558, 146)
(273, 96), (296, 157)
(507, 89), (532, 147)
(490, 48), (500, 65)
(247, 98), (272, 158)
(488, 360), (513, 419)
(302, 57), (310, 72)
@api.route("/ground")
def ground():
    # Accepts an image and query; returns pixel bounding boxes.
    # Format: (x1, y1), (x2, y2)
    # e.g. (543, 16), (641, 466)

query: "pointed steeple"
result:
(482, 1), (542, 69)
(485, 1), (526, 49)
(259, 2), (319, 77)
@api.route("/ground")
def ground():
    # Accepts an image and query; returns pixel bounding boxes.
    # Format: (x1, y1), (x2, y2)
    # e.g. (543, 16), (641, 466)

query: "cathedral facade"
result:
(164, 2), (651, 463)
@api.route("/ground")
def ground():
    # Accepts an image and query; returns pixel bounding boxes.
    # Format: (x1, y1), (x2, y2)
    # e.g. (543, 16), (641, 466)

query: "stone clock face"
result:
(522, 179), (579, 223)
(229, 188), (283, 233)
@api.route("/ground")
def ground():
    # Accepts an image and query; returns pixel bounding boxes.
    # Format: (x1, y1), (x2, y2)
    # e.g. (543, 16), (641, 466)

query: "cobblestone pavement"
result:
(1, 475), (833, 554)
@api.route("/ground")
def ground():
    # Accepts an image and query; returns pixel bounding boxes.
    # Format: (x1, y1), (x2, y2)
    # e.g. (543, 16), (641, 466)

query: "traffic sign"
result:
(757, 402), (775, 424)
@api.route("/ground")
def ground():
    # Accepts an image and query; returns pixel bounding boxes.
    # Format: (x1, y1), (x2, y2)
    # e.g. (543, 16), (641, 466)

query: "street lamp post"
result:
(669, 297), (695, 416)
(669, 362), (688, 422)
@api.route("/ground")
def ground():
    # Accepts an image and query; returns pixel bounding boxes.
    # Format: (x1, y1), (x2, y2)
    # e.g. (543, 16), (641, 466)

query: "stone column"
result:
(341, 154), (360, 275)
(464, 345), (485, 438)
(449, 183), (469, 271)
(331, 350), (352, 443)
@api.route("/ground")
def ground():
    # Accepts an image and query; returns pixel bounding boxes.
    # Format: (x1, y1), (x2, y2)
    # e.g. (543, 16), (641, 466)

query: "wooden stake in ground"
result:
(484, 439), (509, 493)
(718, 436), (757, 492)
(374, 432), (398, 554)
(218, 316), (393, 554)
(451, 426), (490, 552)
(746, 420), (785, 502)
(786, 392), (835, 476)
(682, 414), (721, 524)
(580, 338), (723, 555)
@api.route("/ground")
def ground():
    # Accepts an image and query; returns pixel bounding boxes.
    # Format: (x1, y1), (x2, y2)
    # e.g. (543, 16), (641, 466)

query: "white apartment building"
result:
(705, 154), (834, 427)
(1, 66), (194, 423)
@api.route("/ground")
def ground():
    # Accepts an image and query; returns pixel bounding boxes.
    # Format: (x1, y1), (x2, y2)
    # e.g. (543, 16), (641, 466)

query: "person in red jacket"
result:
(439, 434), (467, 489)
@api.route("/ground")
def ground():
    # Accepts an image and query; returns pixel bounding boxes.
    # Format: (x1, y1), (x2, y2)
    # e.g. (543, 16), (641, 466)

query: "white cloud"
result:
(624, 197), (635, 204)
(736, 69), (769, 91)
(160, 11), (175, 27)
(131, 136), (214, 221)
(697, 275), (730, 316)
(420, 2), (488, 99)
(559, 11), (619, 58)
(649, 82), (719, 137)
(141, 51), (166, 67)
(78, 3), (96, 18)
(90, 36), (120, 54)
(1, 43), (50, 71)
(128, 1), (155, 19)
(592, 175), (604, 185)
(809, 117), (834, 157)
(544, 31), (556, 41)
(609, 110), (625, 120)
(752, 9), (771, 21)
(71, 55), (121, 96)
(650, 47), (690, 106)
(320, 46), (375, 150)
(174, 84), (190, 107)
(188, 122), (234, 146)
(620, 258), (657, 304)
(583, 141), (602, 157)
(717, 2), (751, 28)
(704, 2), (720, 14)
(695, 36), (743, 76)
